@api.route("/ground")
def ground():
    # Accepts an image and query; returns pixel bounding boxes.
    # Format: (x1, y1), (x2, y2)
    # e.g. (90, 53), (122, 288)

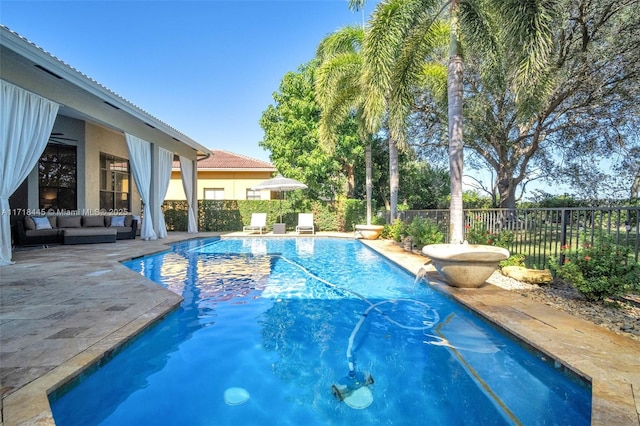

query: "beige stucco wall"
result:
(84, 123), (141, 215)
(166, 170), (274, 201)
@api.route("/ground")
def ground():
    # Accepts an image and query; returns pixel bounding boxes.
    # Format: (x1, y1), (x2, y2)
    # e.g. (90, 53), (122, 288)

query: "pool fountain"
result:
(422, 243), (510, 288)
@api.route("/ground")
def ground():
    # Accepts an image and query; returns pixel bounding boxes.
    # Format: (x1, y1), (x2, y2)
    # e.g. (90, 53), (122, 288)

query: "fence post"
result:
(559, 208), (569, 267)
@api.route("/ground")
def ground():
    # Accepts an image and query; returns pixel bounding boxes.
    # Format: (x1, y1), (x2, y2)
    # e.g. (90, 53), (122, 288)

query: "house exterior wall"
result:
(84, 122), (142, 215)
(16, 117), (143, 216)
(166, 170), (274, 201)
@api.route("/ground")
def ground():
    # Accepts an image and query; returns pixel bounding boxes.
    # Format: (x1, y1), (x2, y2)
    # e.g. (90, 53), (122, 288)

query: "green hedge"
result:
(162, 199), (368, 232)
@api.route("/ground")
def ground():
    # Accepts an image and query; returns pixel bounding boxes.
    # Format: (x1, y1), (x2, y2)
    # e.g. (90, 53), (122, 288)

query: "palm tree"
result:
(315, 26), (377, 224)
(363, 0), (555, 243)
(317, 0), (412, 224)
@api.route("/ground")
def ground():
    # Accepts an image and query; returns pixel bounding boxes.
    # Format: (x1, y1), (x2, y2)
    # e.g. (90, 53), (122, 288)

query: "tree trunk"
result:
(365, 143), (372, 225)
(448, 0), (465, 244)
(497, 175), (518, 209)
(344, 163), (356, 198)
(389, 138), (399, 222)
(632, 169), (640, 199)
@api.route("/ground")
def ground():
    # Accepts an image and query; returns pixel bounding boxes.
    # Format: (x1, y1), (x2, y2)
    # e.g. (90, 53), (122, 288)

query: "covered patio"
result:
(1, 25), (209, 266)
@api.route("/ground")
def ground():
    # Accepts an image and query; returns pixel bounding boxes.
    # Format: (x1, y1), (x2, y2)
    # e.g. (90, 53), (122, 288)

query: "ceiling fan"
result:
(48, 132), (78, 145)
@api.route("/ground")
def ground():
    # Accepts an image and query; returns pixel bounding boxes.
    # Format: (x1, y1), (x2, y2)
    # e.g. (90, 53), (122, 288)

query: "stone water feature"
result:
(354, 225), (384, 240)
(422, 244), (510, 288)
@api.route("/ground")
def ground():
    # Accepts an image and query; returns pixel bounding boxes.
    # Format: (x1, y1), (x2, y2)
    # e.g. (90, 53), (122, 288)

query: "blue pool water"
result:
(50, 238), (591, 425)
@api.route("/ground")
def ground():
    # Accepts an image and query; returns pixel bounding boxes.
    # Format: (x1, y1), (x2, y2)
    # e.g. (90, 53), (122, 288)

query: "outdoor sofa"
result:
(13, 214), (137, 246)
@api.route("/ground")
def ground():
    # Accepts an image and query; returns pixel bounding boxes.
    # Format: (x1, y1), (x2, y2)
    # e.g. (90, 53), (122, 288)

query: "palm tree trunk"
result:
(389, 138), (399, 222)
(448, 0), (465, 243)
(366, 142), (372, 225)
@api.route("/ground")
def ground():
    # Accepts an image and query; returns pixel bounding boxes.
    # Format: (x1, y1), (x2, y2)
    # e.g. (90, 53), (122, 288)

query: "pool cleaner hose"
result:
(272, 255), (439, 403)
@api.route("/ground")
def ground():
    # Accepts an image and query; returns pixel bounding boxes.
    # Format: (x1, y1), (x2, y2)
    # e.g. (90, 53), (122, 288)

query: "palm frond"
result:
(419, 62), (448, 105)
(314, 26), (367, 151)
(387, 18), (449, 148)
(495, 0), (557, 102)
(363, 0), (440, 132)
(315, 52), (363, 108)
(316, 26), (364, 62)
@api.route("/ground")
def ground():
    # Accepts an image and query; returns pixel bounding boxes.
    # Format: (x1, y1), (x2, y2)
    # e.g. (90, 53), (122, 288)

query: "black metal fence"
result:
(394, 207), (640, 269)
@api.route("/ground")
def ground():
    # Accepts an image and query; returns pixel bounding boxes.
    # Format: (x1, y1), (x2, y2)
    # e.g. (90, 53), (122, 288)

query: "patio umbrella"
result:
(253, 174), (307, 222)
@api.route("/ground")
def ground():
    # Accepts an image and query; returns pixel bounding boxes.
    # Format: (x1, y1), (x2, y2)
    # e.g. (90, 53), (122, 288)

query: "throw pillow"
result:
(23, 216), (36, 231)
(82, 215), (105, 227)
(57, 215), (81, 228)
(32, 216), (52, 230)
(110, 216), (126, 227)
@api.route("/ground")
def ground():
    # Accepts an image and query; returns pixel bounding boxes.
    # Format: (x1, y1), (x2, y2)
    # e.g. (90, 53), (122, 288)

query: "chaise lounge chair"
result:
(243, 213), (267, 235)
(296, 213), (315, 234)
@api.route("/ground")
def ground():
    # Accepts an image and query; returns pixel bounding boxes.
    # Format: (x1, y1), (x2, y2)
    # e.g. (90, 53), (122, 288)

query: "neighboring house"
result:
(1, 25), (211, 264)
(166, 150), (277, 201)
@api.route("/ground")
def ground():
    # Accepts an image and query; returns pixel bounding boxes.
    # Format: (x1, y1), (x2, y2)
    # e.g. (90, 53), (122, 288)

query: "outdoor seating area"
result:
(242, 212), (316, 235)
(12, 214), (138, 246)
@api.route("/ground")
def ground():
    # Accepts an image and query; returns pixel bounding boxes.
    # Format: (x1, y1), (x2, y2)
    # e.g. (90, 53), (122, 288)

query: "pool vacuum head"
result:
(331, 370), (374, 401)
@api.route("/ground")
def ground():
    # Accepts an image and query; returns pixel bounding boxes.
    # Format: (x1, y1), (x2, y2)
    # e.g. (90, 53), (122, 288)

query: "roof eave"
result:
(1, 26), (211, 157)
(172, 167), (277, 172)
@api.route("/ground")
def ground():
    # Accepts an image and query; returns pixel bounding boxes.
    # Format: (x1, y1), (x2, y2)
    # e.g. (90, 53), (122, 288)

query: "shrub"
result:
(499, 253), (526, 269)
(550, 236), (640, 301)
(465, 221), (514, 248)
(371, 215), (386, 226)
(386, 219), (407, 242)
(405, 216), (444, 249)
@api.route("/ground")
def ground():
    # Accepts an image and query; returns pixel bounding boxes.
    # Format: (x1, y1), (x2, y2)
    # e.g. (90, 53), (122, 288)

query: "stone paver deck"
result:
(0, 233), (638, 425)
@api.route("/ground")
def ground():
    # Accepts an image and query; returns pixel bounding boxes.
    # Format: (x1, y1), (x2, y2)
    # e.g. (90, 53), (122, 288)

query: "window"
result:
(246, 189), (261, 200)
(39, 143), (77, 211)
(204, 188), (224, 200)
(100, 153), (130, 211)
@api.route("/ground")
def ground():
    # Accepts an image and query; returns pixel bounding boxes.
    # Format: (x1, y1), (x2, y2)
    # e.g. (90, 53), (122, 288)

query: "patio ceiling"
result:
(0, 25), (211, 158)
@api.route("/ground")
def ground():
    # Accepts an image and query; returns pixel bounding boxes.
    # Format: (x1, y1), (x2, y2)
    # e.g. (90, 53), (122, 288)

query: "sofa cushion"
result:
(64, 228), (117, 237)
(57, 215), (82, 228)
(32, 216), (52, 230)
(25, 229), (60, 238)
(82, 215), (105, 227)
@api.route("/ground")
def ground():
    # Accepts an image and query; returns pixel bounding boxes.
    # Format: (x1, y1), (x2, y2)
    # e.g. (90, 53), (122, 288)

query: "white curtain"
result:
(179, 156), (198, 233)
(155, 147), (173, 239)
(125, 133), (157, 241)
(1, 80), (59, 266)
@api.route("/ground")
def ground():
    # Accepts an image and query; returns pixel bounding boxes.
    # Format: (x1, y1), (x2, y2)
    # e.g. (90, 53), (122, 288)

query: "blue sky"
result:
(1, 0), (377, 163)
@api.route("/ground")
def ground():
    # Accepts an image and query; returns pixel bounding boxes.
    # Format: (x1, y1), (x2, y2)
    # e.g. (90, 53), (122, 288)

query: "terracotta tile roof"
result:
(173, 150), (276, 171)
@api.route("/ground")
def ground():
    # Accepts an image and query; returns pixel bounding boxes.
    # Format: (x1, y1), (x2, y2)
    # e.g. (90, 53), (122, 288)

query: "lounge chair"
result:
(296, 213), (315, 234)
(243, 213), (267, 234)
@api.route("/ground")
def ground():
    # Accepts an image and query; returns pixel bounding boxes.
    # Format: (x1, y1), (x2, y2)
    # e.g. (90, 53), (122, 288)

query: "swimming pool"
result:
(50, 237), (591, 425)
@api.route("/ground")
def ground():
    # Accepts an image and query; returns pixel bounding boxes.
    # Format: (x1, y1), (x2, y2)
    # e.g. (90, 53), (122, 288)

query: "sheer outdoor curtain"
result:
(125, 133), (157, 241)
(155, 147), (173, 239)
(179, 156), (198, 233)
(1, 80), (59, 266)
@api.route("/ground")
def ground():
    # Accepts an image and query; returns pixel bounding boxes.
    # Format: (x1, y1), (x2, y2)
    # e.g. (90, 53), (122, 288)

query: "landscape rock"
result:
(501, 266), (553, 284)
